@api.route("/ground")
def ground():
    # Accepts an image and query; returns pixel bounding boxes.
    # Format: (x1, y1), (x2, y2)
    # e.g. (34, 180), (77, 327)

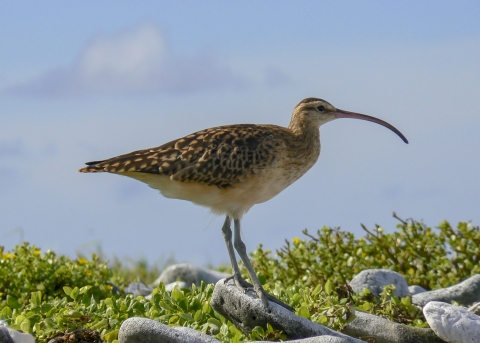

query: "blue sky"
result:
(1, 1), (479, 266)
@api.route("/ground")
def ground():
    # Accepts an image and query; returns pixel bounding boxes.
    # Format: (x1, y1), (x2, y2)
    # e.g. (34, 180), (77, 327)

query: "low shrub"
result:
(0, 216), (478, 342)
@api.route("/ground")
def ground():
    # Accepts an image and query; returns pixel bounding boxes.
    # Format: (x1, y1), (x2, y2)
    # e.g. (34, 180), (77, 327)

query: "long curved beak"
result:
(335, 109), (408, 144)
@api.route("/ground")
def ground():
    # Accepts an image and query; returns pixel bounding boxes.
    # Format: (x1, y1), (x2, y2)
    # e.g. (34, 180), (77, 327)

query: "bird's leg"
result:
(221, 215), (251, 290)
(233, 218), (271, 309)
(232, 218), (294, 312)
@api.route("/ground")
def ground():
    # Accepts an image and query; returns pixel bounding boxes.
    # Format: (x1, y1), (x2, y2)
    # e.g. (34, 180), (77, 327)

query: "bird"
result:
(79, 97), (408, 310)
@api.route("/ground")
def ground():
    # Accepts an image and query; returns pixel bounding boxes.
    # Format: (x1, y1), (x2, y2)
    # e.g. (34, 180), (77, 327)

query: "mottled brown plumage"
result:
(79, 97), (407, 310)
(80, 124), (289, 189)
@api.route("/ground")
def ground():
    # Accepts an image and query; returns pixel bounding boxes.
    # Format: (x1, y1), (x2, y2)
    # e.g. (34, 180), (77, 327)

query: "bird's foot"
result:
(224, 273), (254, 291)
(225, 274), (294, 312)
(254, 286), (271, 310)
(257, 288), (294, 312)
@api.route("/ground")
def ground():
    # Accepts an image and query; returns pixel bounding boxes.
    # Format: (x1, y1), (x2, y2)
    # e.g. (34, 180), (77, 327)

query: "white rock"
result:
(151, 263), (229, 287)
(124, 282), (153, 296)
(211, 279), (363, 342)
(0, 321), (35, 343)
(408, 285), (427, 295)
(8, 330), (35, 343)
(251, 337), (352, 343)
(349, 269), (409, 297)
(165, 281), (188, 291)
(119, 317), (221, 343)
(423, 301), (480, 343)
(413, 274), (480, 307)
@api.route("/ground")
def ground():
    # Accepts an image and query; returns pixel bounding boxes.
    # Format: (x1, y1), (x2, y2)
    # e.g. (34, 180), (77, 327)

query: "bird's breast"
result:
(115, 133), (321, 218)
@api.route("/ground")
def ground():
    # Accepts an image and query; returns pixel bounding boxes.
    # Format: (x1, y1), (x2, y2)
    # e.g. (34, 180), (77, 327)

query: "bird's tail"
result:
(78, 160), (106, 173)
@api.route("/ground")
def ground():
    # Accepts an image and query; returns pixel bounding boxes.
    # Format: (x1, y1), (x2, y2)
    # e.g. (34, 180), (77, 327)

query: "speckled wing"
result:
(79, 124), (285, 189)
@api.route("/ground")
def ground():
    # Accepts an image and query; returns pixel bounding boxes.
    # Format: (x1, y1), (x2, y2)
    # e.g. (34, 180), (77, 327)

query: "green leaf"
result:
(82, 293), (91, 306)
(171, 288), (184, 302)
(15, 315), (27, 325)
(29, 291), (42, 306)
(91, 318), (109, 330)
(20, 320), (30, 333)
(361, 302), (372, 311)
(208, 318), (222, 328)
(7, 295), (20, 309)
(177, 298), (188, 312)
(250, 326), (265, 340)
(401, 296), (412, 306)
(103, 330), (119, 343)
(64, 310), (82, 318)
(325, 279), (333, 295)
(317, 314), (328, 324)
(297, 306), (310, 319)
(79, 285), (93, 294)
(159, 301), (173, 311)
(229, 325), (242, 336)
(220, 324), (229, 336)
(312, 284), (322, 296)
(69, 287), (79, 300)
(179, 313), (194, 321)
(257, 273), (267, 285)
(202, 302), (211, 314)
(292, 293), (301, 304)
(194, 309), (203, 322)
(63, 286), (72, 296)
(1, 306), (12, 317)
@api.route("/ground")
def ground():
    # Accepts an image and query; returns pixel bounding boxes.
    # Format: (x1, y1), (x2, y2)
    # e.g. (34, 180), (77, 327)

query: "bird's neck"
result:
(288, 115), (320, 141)
(287, 115), (321, 162)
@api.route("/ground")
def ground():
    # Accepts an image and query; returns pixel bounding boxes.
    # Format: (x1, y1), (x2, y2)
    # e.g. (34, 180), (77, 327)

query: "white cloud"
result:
(79, 24), (166, 88)
(6, 24), (249, 96)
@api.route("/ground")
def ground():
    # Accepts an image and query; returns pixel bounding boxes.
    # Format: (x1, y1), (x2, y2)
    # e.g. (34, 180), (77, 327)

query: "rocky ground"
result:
(2, 264), (480, 343)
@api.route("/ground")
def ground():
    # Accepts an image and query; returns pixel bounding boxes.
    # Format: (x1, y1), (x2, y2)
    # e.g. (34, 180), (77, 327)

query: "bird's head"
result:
(292, 97), (408, 144)
(293, 98), (338, 127)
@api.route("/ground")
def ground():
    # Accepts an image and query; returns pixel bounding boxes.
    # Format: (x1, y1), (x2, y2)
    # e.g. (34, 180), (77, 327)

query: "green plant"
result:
(1, 216), (478, 342)
(250, 216), (480, 291)
(0, 243), (114, 309)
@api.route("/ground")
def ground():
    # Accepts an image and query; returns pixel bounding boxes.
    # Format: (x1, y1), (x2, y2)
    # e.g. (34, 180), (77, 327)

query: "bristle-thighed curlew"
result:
(79, 97), (408, 310)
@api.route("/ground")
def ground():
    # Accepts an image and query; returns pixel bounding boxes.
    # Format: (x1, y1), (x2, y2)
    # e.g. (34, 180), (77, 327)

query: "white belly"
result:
(117, 169), (299, 219)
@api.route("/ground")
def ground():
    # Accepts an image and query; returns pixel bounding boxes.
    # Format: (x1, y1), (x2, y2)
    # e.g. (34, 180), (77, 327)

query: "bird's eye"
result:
(316, 105), (325, 112)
